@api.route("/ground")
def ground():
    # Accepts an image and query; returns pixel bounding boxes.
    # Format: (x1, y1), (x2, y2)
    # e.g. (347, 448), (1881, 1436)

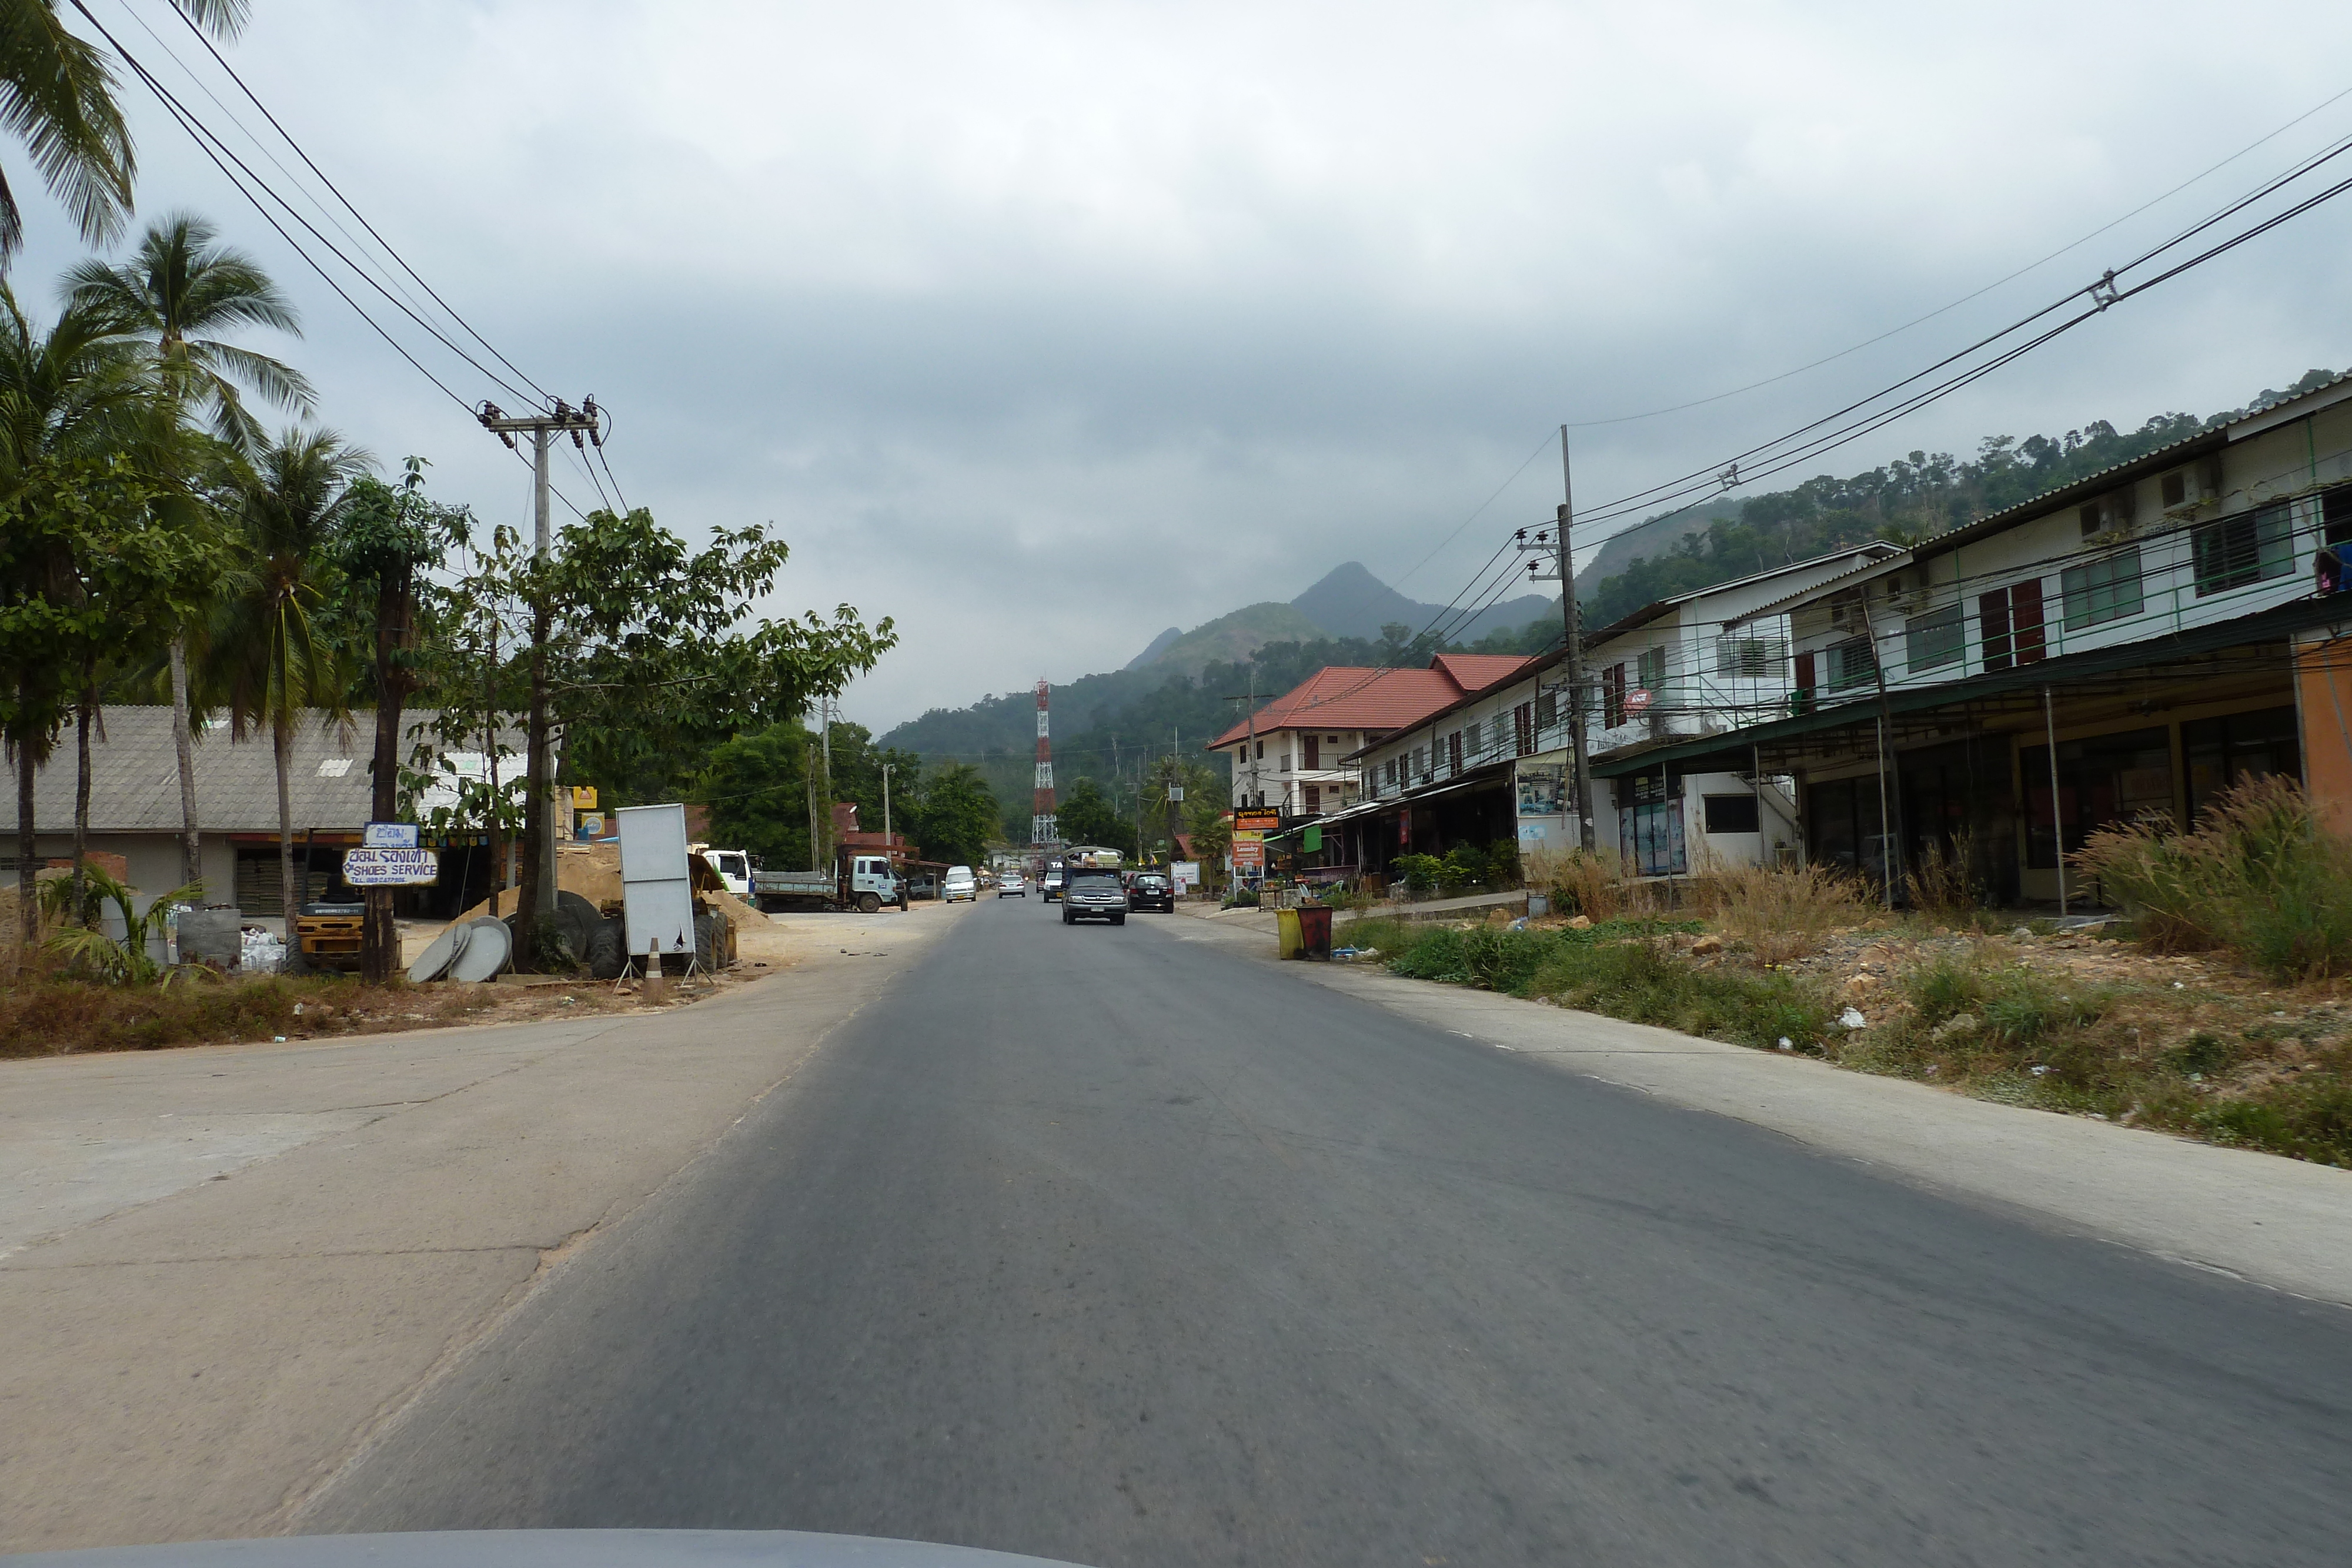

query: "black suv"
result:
(1127, 872), (1175, 913)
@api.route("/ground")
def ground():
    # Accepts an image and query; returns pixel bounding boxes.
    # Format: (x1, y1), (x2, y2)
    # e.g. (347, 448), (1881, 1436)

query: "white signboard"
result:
(363, 821), (420, 848)
(1172, 861), (1200, 890)
(617, 803), (696, 961)
(342, 847), (439, 885)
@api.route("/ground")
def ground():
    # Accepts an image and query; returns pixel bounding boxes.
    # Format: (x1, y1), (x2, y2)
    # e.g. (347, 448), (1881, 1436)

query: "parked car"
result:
(998, 871), (1027, 898)
(942, 865), (978, 902)
(1127, 871), (1175, 913)
(1041, 868), (1064, 902)
(904, 871), (939, 901)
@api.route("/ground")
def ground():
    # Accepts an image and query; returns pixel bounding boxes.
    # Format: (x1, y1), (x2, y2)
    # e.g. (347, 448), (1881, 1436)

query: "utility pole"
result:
(476, 397), (604, 964)
(1165, 724), (1184, 870)
(881, 761), (894, 847)
(1517, 427), (1596, 851)
(818, 694), (834, 864)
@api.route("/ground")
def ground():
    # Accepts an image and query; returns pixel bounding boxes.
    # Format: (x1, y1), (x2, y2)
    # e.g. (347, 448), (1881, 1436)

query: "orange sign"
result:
(1231, 830), (1265, 870)
(1233, 807), (1281, 833)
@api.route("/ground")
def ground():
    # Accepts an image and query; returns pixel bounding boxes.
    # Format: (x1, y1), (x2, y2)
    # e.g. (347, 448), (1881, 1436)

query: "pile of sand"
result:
(454, 841), (627, 924)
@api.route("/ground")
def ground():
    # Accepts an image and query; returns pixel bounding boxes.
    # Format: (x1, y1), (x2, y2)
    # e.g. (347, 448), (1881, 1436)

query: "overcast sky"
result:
(21, 1), (2352, 731)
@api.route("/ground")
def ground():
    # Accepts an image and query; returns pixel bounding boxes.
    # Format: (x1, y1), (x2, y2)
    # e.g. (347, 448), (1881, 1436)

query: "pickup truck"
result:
(753, 851), (904, 913)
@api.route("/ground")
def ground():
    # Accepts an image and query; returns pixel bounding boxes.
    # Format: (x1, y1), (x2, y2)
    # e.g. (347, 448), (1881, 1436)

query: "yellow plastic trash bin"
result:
(1277, 907), (1304, 959)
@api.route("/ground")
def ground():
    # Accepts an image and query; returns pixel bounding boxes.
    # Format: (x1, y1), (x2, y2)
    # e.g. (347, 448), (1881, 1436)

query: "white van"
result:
(941, 865), (978, 902)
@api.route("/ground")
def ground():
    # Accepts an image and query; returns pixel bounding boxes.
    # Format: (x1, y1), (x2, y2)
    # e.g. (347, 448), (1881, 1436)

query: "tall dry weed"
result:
(1905, 830), (1979, 917)
(1688, 852), (1870, 964)
(2076, 775), (2352, 979)
(1528, 845), (1665, 920)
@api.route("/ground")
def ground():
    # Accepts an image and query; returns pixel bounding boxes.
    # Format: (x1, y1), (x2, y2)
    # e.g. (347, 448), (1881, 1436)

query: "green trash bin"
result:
(1296, 902), (1333, 961)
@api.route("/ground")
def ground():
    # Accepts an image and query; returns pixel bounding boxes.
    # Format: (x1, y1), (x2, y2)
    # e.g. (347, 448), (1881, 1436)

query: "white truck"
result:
(698, 847), (756, 901)
(751, 848), (905, 913)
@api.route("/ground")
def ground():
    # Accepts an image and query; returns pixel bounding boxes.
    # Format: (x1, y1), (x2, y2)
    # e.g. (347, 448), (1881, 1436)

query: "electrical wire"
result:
(156, 0), (557, 408)
(1565, 132), (2352, 539)
(79, 4), (616, 525)
(1560, 83), (2352, 431)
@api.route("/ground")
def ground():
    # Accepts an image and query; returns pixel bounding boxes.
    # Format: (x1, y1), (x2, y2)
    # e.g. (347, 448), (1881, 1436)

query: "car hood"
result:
(1, 1531), (1088, 1568)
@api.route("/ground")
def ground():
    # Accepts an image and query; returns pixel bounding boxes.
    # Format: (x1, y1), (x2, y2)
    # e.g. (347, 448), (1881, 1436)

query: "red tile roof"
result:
(1205, 654), (1538, 750)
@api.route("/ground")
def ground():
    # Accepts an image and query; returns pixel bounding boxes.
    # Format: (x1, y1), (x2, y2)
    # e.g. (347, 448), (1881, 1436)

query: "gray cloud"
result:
(18, 0), (2352, 728)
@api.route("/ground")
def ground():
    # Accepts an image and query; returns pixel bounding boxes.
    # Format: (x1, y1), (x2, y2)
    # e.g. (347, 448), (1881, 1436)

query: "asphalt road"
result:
(307, 897), (2352, 1567)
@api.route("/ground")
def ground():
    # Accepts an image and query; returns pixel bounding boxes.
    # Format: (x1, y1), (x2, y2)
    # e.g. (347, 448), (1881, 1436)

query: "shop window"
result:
(1465, 720), (1482, 758)
(1979, 580), (2046, 671)
(1703, 794), (1760, 834)
(2060, 546), (2146, 631)
(1904, 605), (1964, 673)
(1535, 689), (1556, 733)
(1617, 773), (1685, 876)
(1805, 776), (1885, 879)
(2020, 725), (2172, 868)
(2193, 499), (2293, 596)
(1638, 645), (1666, 693)
(2183, 706), (2301, 820)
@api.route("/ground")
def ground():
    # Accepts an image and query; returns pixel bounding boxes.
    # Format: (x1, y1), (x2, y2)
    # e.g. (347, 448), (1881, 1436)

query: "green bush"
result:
(1439, 844), (1487, 894)
(1392, 854), (1444, 896)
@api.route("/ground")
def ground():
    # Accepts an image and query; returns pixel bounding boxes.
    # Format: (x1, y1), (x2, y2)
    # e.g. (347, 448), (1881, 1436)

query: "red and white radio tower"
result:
(1031, 680), (1059, 846)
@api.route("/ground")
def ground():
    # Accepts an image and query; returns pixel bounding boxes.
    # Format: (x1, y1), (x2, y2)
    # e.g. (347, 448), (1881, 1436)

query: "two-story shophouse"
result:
(1315, 546), (1898, 881)
(1603, 373), (2352, 905)
(1210, 654), (1538, 821)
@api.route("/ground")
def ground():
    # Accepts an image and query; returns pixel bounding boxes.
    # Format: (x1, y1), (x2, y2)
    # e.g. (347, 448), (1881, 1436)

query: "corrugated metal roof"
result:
(0, 707), (517, 834)
(1584, 543), (1905, 643)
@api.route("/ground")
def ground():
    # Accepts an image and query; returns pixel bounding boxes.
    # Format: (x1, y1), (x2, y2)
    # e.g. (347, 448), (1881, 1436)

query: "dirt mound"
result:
(455, 841), (627, 924)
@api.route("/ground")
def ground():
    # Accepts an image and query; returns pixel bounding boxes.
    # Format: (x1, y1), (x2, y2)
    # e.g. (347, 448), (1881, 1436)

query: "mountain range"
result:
(1118, 562), (1555, 681)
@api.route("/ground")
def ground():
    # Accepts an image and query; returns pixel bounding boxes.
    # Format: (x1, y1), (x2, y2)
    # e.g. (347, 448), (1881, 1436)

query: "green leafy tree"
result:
(1055, 776), (1135, 857)
(0, 2), (246, 260)
(0, 283), (171, 940)
(400, 516), (529, 904)
(911, 763), (998, 866)
(700, 720), (816, 871)
(499, 507), (895, 964)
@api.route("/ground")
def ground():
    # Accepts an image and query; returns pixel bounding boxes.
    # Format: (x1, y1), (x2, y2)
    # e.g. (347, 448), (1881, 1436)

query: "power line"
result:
(1566, 136), (2352, 539)
(155, 0), (557, 407)
(1559, 83), (2352, 432)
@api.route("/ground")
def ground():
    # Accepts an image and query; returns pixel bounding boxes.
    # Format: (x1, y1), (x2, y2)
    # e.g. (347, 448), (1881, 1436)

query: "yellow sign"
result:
(570, 786), (599, 810)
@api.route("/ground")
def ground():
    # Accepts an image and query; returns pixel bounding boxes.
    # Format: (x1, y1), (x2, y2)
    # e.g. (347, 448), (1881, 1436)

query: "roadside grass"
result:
(1343, 904), (2352, 1168)
(0, 972), (510, 1058)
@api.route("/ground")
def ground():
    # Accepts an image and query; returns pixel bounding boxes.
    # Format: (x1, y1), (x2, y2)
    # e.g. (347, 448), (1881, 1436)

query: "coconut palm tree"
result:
(0, 282), (150, 943)
(0, 2), (246, 260)
(69, 209), (309, 884)
(66, 210), (311, 448)
(205, 427), (369, 939)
